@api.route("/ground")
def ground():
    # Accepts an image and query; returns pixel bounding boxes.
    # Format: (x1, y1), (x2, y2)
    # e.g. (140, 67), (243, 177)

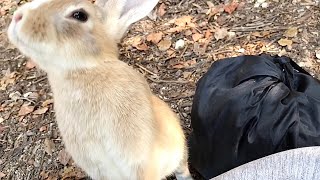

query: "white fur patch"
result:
(29, 0), (52, 10)
(64, 5), (78, 16)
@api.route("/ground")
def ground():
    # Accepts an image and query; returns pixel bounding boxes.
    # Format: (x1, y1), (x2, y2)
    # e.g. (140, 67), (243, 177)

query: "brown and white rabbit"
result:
(7, 0), (193, 179)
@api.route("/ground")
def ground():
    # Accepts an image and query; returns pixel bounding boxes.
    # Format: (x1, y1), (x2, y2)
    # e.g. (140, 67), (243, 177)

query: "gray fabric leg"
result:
(212, 146), (320, 180)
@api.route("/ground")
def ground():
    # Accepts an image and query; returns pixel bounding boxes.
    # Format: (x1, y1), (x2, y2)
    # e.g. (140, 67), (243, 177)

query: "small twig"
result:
(230, 23), (274, 31)
(171, 95), (194, 100)
(147, 77), (190, 84)
(162, 55), (176, 62)
(26, 76), (38, 80)
(294, 11), (313, 24)
(266, 36), (282, 47)
(230, 26), (291, 32)
(135, 64), (157, 76)
(0, 58), (12, 62)
(264, 50), (281, 53)
(21, 97), (36, 104)
(0, 55), (24, 63)
(38, 151), (46, 171)
(48, 123), (54, 138)
(180, 102), (193, 108)
(231, 22), (273, 30)
(179, 44), (189, 60)
(301, 2), (319, 6)
(231, 11), (290, 29)
(212, 50), (234, 55)
(33, 76), (47, 84)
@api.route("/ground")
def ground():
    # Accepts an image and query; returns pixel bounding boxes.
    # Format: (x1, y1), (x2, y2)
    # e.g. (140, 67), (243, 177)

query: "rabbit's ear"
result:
(95, 0), (159, 42)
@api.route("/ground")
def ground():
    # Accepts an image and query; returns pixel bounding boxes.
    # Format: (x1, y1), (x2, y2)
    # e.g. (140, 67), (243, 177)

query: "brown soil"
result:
(0, 0), (319, 179)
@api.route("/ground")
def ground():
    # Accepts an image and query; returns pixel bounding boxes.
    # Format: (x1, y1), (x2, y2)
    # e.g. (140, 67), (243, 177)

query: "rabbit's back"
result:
(151, 95), (187, 176)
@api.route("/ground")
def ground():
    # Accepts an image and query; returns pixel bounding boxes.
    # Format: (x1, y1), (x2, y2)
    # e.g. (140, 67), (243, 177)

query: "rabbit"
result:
(7, 0), (193, 179)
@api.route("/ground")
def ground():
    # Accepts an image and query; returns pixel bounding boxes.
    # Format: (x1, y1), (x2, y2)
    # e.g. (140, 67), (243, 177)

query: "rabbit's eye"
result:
(71, 10), (88, 22)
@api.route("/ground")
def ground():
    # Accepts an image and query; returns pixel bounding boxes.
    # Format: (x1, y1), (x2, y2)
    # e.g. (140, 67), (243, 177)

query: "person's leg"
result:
(212, 146), (320, 180)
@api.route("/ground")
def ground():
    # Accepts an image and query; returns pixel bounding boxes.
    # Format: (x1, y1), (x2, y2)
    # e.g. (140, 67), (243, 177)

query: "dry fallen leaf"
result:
(214, 27), (229, 40)
(146, 32), (163, 44)
(39, 125), (47, 132)
(224, 1), (239, 14)
(206, 3), (224, 18)
(183, 72), (193, 79)
(174, 16), (193, 27)
(18, 104), (35, 116)
(33, 107), (49, 115)
(135, 42), (149, 51)
(26, 92), (39, 100)
(0, 125), (8, 134)
(127, 36), (143, 49)
(157, 39), (172, 51)
(298, 59), (314, 68)
(47, 175), (58, 180)
(237, 2), (246, 10)
(0, 71), (17, 91)
(261, 31), (271, 37)
(193, 42), (209, 55)
(205, 30), (212, 39)
(278, 48), (287, 56)
(0, 172), (6, 179)
(185, 30), (193, 36)
(158, 3), (166, 17)
(58, 149), (71, 166)
(284, 27), (298, 38)
(252, 32), (263, 37)
(167, 26), (186, 33)
(42, 99), (54, 107)
(61, 166), (86, 180)
(206, 1), (215, 9)
(127, 36), (141, 46)
(25, 60), (36, 69)
(39, 171), (49, 179)
(192, 33), (204, 42)
(128, 36), (148, 51)
(44, 138), (55, 155)
(173, 59), (197, 69)
(227, 32), (236, 40)
(278, 38), (293, 47)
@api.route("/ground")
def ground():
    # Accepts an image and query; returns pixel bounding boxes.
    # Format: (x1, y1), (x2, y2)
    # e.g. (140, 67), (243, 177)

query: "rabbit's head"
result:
(7, 0), (158, 71)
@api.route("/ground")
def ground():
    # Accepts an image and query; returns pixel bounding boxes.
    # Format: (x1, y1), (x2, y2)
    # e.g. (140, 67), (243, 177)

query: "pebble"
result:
(175, 39), (185, 50)
(9, 91), (21, 101)
(316, 50), (320, 60)
(261, 2), (269, 8)
(254, 0), (268, 8)
(237, 48), (245, 53)
(26, 130), (35, 136)
(182, 113), (188, 118)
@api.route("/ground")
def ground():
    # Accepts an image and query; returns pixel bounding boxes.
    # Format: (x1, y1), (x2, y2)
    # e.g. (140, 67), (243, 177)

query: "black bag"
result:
(188, 54), (320, 179)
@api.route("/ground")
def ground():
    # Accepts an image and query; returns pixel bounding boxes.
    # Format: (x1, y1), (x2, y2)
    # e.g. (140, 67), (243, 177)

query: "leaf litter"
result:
(1, 0), (320, 179)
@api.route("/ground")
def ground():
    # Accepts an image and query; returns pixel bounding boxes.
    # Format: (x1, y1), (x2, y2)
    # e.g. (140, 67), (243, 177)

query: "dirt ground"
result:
(0, 0), (319, 179)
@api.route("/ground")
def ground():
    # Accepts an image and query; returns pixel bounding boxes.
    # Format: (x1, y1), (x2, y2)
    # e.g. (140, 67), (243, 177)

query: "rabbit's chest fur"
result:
(47, 61), (157, 179)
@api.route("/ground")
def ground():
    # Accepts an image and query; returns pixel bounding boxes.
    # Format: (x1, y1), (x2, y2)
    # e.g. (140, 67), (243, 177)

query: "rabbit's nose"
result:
(14, 13), (23, 23)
